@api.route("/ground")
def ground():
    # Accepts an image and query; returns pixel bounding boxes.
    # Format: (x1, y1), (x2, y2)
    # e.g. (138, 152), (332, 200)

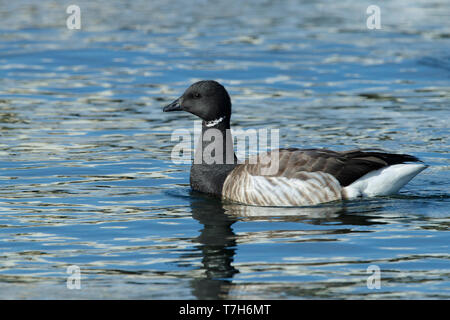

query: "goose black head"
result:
(163, 80), (232, 123)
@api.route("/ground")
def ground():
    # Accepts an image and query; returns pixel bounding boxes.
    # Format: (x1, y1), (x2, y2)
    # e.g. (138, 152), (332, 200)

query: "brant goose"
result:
(163, 80), (427, 206)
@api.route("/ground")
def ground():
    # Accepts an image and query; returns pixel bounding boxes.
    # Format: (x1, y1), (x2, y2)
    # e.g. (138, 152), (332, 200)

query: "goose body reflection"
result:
(186, 192), (385, 299)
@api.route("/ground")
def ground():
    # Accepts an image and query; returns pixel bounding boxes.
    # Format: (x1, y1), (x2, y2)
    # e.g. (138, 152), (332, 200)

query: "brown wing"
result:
(238, 148), (421, 187)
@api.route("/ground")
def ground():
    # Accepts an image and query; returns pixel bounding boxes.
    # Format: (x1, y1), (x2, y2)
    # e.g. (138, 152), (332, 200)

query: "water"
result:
(0, 0), (449, 299)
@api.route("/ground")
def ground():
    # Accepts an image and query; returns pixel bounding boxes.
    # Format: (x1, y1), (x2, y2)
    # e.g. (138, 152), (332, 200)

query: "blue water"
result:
(0, 0), (449, 299)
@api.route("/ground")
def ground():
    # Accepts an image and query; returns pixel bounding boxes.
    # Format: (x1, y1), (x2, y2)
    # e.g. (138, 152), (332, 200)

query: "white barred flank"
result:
(222, 170), (342, 207)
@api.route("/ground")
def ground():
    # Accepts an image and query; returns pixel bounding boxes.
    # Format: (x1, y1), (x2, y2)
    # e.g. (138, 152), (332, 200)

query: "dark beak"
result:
(163, 98), (183, 112)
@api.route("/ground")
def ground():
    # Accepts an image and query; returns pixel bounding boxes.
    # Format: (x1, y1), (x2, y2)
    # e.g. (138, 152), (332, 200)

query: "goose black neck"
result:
(190, 116), (238, 196)
(194, 116), (237, 166)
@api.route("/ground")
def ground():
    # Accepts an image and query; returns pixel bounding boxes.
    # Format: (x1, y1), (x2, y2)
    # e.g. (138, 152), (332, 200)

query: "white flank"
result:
(223, 171), (342, 206)
(343, 163), (427, 199)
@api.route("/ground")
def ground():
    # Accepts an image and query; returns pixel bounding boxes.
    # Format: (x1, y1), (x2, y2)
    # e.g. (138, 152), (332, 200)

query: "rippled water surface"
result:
(0, 0), (449, 299)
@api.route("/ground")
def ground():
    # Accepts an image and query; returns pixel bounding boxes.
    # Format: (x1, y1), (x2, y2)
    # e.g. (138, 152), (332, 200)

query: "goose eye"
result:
(193, 92), (201, 99)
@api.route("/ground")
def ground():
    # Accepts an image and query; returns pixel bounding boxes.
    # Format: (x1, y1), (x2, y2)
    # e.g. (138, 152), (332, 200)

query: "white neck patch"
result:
(205, 116), (225, 127)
